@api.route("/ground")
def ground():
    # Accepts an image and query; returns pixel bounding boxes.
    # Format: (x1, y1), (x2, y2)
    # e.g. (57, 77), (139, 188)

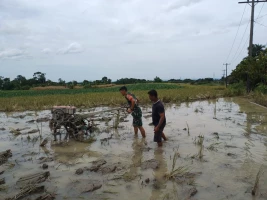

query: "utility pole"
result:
(223, 63), (230, 87)
(238, 0), (267, 93)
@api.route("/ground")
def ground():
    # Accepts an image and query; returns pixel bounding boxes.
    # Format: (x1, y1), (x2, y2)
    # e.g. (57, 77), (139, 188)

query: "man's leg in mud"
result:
(138, 126), (146, 138)
(134, 126), (138, 135)
(162, 132), (167, 141)
(154, 128), (163, 147)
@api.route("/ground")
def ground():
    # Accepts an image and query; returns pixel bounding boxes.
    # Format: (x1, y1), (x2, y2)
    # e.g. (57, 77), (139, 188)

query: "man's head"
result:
(119, 86), (127, 96)
(148, 89), (158, 102)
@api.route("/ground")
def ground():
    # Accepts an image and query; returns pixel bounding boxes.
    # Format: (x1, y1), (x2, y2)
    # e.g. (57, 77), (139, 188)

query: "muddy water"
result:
(0, 98), (267, 200)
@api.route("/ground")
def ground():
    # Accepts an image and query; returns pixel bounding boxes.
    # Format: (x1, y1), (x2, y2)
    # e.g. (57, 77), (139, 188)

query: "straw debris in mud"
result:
(252, 166), (264, 196)
(0, 150), (12, 166)
(207, 142), (221, 151)
(6, 185), (45, 200)
(16, 171), (50, 187)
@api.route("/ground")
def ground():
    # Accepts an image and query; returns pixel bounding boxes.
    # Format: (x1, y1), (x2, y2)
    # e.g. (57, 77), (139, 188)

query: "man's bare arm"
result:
(130, 99), (135, 110)
(156, 112), (165, 128)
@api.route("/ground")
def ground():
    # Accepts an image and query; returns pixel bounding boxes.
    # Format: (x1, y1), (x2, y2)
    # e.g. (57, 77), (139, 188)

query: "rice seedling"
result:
(252, 166), (264, 196)
(186, 122), (190, 136)
(165, 152), (190, 180)
(213, 100), (217, 119)
(198, 136), (204, 159)
(113, 110), (120, 129)
(193, 135), (204, 159)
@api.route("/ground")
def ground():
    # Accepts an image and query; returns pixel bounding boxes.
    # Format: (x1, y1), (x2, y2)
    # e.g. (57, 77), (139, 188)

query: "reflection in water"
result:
(50, 141), (97, 163)
(150, 148), (168, 200)
(245, 112), (252, 136)
(185, 101), (190, 108)
(128, 137), (143, 177)
(232, 98), (267, 136)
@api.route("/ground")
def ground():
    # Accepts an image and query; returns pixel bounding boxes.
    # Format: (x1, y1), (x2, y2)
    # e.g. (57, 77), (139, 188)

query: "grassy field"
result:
(0, 83), (239, 111)
(0, 83), (181, 98)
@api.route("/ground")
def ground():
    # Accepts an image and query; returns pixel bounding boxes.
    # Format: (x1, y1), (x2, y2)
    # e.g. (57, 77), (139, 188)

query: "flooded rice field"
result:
(0, 97), (267, 200)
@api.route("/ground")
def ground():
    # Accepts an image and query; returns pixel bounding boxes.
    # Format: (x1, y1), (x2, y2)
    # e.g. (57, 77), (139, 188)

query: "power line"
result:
(231, 36), (250, 64)
(230, 22), (250, 63)
(226, 4), (247, 62)
(254, 4), (266, 27)
(255, 3), (265, 21)
(230, 3), (265, 64)
(255, 21), (267, 28)
(257, 13), (267, 19)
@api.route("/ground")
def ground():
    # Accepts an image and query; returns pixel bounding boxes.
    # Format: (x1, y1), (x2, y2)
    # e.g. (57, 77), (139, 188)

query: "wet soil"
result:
(0, 98), (267, 200)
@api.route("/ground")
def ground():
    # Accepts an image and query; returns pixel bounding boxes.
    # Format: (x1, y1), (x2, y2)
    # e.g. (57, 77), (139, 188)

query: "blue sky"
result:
(0, 0), (267, 82)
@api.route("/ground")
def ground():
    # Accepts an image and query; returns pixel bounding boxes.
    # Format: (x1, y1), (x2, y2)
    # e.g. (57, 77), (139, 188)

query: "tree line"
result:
(0, 73), (223, 91)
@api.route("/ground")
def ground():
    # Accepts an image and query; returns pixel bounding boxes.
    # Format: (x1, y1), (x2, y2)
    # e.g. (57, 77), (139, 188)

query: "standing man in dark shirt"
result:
(148, 89), (167, 147)
(120, 86), (146, 138)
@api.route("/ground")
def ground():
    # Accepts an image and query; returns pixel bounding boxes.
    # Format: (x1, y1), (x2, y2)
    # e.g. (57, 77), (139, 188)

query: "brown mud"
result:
(0, 98), (267, 200)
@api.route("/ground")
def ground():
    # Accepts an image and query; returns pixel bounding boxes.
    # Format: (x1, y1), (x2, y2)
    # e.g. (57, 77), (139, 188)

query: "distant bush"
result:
(255, 83), (267, 94)
(21, 85), (31, 90)
(226, 82), (246, 96)
(83, 84), (92, 89)
(68, 84), (74, 89)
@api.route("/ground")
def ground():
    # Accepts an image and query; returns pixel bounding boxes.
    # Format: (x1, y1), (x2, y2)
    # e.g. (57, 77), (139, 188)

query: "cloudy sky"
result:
(0, 0), (267, 82)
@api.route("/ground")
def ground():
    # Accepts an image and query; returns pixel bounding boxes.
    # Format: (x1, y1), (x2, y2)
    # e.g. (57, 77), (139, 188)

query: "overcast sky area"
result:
(0, 0), (267, 82)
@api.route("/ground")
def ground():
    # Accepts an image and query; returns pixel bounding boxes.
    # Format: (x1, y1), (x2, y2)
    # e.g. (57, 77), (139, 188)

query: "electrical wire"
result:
(225, 4), (247, 62)
(230, 3), (265, 64)
(255, 21), (267, 28)
(230, 22), (250, 63)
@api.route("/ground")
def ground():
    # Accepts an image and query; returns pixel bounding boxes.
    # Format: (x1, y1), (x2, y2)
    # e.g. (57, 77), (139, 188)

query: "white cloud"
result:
(0, 49), (28, 59)
(165, 0), (203, 12)
(42, 48), (52, 54)
(57, 42), (84, 54)
(0, 0), (266, 81)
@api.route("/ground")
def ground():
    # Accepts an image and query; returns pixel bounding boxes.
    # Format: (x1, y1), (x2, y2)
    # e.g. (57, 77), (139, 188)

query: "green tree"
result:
(82, 80), (89, 86)
(58, 78), (65, 86)
(2, 78), (14, 90)
(102, 76), (108, 84)
(230, 48), (267, 90)
(73, 81), (78, 86)
(248, 44), (266, 58)
(154, 76), (162, 83)
(33, 72), (46, 84)
(0, 76), (4, 89)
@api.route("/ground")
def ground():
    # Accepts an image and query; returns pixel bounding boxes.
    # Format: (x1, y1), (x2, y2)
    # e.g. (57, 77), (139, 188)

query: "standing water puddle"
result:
(0, 98), (267, 200)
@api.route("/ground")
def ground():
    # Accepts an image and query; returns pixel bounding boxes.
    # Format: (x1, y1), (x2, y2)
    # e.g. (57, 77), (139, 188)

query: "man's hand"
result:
(127, 108), (132, 113)
(154, 126), (159, 133)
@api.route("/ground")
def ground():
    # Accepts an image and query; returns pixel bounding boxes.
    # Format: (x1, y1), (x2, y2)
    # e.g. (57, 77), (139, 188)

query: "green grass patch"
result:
(0, 83), (182, 98)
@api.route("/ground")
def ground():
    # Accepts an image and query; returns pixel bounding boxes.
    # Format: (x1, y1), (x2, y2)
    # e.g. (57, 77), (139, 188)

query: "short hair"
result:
(148, 89), (158, 98)
(119, 86), (127, 91)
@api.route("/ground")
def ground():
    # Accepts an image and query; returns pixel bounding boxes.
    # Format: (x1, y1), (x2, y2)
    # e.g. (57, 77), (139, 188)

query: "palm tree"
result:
(248, 44), (266, 57)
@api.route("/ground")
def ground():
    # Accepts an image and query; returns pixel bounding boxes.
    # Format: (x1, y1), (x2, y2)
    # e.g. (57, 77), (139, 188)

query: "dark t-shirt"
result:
(152, 100), (166, 128)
